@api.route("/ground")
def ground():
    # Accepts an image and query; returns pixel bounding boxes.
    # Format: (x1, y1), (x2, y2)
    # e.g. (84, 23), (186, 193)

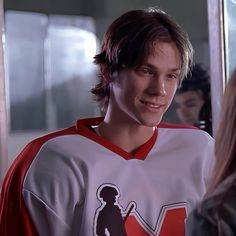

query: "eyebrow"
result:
(141, 63), (181, 72)
(184, 98), (199, 103)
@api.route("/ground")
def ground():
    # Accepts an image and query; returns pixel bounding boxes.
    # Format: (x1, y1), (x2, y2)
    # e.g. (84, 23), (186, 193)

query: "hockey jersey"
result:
(0, 117), (215, 236)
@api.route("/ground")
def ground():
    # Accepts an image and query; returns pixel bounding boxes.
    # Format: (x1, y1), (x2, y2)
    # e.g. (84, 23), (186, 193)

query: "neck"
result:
(98, 115), (155, 153)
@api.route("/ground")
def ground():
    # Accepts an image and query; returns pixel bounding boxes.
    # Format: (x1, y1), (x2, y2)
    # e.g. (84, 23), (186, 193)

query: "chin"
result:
(140, 118), (162, 127)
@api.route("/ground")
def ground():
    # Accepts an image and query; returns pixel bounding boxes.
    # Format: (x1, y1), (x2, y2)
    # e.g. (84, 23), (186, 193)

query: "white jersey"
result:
(0, 117), (215, 236)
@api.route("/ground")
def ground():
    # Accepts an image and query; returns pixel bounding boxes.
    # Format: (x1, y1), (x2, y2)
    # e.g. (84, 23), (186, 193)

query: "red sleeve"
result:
(0, 126), (76, 236)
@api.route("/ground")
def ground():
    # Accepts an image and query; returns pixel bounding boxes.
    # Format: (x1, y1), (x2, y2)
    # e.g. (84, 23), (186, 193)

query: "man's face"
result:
(108, 41), (181, 127)
(174, 90), (205, 125)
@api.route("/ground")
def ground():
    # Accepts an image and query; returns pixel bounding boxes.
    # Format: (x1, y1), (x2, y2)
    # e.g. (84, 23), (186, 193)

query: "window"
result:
(5, 11), (100, 131)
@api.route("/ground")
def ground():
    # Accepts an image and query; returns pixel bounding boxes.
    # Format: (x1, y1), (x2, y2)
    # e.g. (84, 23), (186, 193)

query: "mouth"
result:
(140, 100), (165, 111)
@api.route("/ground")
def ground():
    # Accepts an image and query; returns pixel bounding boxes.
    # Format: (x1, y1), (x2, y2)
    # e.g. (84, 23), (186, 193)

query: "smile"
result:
(140, 100), (165, 110)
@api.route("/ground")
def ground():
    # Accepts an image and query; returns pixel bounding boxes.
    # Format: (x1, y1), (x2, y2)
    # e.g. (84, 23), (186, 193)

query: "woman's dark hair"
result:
(91, 7), (193, 111)
(176, 63), (211, 101)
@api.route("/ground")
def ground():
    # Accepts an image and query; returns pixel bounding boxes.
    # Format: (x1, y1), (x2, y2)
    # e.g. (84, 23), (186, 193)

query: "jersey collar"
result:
(75, 117), (157, 160)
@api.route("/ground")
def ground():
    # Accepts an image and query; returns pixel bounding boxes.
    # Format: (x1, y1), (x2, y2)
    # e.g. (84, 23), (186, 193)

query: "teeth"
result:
(147, 103), (158, 108)
(143, 101), (160, 108)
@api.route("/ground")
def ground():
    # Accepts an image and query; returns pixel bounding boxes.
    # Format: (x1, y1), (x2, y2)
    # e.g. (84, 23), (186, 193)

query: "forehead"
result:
(144, 41), (181, 69)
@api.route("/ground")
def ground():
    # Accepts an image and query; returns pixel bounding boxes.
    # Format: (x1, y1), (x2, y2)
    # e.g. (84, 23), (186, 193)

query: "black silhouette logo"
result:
(94, 184), (127, 236)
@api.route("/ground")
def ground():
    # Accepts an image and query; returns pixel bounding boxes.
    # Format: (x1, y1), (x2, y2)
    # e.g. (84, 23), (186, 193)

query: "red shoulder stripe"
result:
(0, 126), (77, 236)
(157, 123), (198, 130)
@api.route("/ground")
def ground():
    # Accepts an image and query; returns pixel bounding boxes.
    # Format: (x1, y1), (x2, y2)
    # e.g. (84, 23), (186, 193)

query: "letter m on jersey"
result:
(124, 203), (187, 236)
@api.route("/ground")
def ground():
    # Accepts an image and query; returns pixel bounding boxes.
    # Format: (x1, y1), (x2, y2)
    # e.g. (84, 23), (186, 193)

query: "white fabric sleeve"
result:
(202, 135), (215, 189)
(22, 138), (86, 236)
(23, 189), (71, 236)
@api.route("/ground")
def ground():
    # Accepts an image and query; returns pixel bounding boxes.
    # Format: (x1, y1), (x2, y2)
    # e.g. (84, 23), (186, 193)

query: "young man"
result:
(0, 8), (214, 236)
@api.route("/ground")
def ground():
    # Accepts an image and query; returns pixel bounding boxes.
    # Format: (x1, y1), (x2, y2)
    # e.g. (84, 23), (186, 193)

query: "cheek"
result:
(124, 80), (144, 98)
(194, 100), (205, 111)
(112, 82), (137, 105)
(177, 106), (192, 116)
(188, 106), (202, 118)
(195, 105), (204, 115)
(167, 85), (178, 101)
(176, 108), (183, 115)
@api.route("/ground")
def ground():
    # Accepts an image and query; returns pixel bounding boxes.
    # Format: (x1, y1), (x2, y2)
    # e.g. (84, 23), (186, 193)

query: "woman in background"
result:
(174, 64), (212, 135)
(186, 69), (236, 235)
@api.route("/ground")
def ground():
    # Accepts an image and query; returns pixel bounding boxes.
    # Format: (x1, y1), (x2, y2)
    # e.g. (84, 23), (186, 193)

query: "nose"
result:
(147, 76), (167, 96)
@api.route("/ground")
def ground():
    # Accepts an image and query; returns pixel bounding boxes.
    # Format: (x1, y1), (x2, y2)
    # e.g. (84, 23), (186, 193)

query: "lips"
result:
(140, 100), (165, 111)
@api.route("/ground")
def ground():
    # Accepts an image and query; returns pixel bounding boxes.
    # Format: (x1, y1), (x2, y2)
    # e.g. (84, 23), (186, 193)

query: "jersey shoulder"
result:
(157, 122), (214, 147)
(158, 123), (198, 130)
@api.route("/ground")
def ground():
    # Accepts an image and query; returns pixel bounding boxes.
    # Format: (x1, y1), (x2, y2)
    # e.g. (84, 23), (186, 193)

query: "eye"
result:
(136, 67), (154, 76)
(142, 68), (153, 75)
(167, 73), (178, 80)
(186, 103), (197, 108)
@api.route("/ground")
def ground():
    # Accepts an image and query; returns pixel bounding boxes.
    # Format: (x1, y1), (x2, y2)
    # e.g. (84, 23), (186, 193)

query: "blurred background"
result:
(1, 0), (236, 183)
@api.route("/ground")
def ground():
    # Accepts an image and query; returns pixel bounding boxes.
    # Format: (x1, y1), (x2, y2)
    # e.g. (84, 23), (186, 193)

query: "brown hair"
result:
(207, 69), (236, 193)
(91, 7), (193, 111)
